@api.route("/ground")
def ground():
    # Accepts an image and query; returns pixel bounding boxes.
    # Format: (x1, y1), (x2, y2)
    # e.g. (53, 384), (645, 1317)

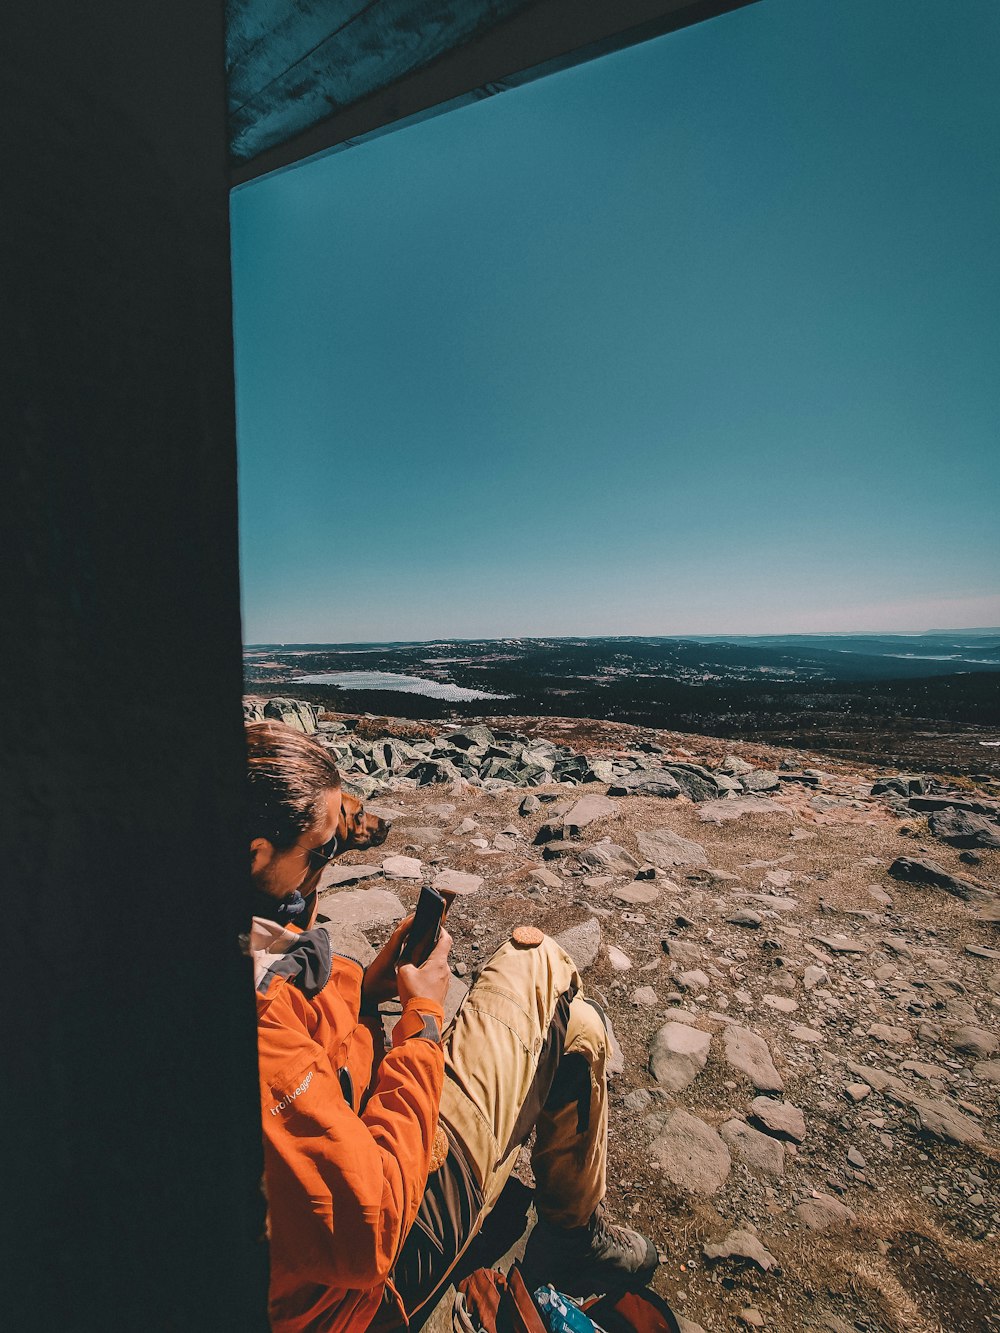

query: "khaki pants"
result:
(393, 935), (609, 1317)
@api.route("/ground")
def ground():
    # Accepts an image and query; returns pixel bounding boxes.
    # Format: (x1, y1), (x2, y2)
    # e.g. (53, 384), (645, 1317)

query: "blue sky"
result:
(231, 0), (999, 643)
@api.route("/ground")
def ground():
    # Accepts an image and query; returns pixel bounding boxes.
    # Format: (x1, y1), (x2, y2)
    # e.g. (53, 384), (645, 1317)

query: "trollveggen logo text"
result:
(271, 1069), (314, 1115)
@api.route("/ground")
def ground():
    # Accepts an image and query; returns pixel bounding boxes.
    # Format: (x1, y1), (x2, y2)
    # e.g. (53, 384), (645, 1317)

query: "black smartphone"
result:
(398, 885), (446, 967)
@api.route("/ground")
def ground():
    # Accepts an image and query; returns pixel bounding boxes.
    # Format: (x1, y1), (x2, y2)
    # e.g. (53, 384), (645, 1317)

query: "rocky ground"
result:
(249, 699), (1000, 1332)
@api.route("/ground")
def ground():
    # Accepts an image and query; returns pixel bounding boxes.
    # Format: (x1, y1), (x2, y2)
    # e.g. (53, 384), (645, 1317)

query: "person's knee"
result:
(476, 933), (581, 1001)
(564, 995), (610, 1064)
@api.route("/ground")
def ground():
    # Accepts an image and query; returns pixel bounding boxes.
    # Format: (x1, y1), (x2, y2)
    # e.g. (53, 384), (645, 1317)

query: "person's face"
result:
(250, 787), (342, 905)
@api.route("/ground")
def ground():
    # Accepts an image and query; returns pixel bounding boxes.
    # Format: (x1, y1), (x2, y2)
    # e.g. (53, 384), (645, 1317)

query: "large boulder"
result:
(888, 857), (992, 902)
(929, 808), (1000, 849)
(649, 1109), (731, 1195)
(262, 698), (318, 734)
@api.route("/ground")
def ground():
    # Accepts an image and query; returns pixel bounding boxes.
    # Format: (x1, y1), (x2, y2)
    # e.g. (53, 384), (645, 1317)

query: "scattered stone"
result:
(739, 1309), (765, 1329)
(579, 843), (641, 875)
(973, 1059), (1000, 1082)
(520, 795), (541, 815)
(723, 1026), (784, 1092)
(649, 1022), (713, 1093)
(720, 1119), (786, 1179)
(553, 918), (602, 971)
(607, 945), (633, 972)
(750, 1097), (806, 1143)
(635, 827), (708, 868)
(648, 1109), (732, 1194)
(803, 965), (829, 991)
(847, 1147), (866, 1169)
(795, 1194), (856, 1231)
(762, 994), (798, 1014)
(632, 986), (659, 1007)
(867, 884), (893, 907)
(727, 908), (763, 928)
(431, 869), (484, 896)
(703, 1228), (777, 1272)
(845, 1083), (871, 1103)
(765, 868), (793, 889)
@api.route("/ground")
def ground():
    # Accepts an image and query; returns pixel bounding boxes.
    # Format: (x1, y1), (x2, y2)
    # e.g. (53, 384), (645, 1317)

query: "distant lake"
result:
(292, 670), (512, 701)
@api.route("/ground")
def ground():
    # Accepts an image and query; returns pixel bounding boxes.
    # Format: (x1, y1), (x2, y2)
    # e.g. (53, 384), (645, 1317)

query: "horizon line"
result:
(244, 625), (1000, 647)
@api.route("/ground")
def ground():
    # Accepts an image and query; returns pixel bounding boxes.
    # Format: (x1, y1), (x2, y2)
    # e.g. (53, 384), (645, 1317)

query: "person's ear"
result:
(250, 837), (275, 878)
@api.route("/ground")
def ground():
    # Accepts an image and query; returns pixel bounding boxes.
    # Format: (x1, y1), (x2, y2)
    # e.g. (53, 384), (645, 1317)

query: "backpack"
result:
(453, 1267), (682, 1333)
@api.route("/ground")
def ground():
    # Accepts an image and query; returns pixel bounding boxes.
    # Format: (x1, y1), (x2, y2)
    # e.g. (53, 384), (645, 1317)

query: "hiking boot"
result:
(523, 1204), (659, 1294)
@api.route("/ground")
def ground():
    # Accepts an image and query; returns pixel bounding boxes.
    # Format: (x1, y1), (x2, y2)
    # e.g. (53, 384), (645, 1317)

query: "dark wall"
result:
(1, 5), (267, 1327)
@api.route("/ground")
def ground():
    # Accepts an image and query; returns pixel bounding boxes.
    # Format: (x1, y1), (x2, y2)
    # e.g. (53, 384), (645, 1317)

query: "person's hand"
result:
(397, 928), (452, 1013)
(360, 914), (414, 1011)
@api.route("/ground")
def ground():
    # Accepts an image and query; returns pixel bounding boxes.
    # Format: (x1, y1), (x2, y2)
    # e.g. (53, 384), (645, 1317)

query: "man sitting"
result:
(245, 720), (658, 1331)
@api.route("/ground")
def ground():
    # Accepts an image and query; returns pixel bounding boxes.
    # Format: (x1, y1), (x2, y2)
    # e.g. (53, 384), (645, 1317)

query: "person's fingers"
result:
(429, 928), (452, 959)
(389, 913), (416, 945)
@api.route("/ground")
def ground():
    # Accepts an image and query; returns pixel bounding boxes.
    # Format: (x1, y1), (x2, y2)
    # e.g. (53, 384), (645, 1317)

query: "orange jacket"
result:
(250, 917), (444, 1332)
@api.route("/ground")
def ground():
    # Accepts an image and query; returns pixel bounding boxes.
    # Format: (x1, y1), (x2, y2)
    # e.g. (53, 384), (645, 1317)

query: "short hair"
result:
(245, 721), (341, 848)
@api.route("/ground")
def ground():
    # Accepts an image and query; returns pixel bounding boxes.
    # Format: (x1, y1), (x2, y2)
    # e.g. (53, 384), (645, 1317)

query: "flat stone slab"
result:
(868, 1023), (913, 1046)
(562, 795), (618, 836)
(813, 934), (869, 954)
(750, 1097), (806, 1143)
(795, 1193), (856, 1232)
(318, 887), (406, 928)
(949, 1026), (998, 1058)
(381, 855), (423, 879)
(612, 882), (660, 905)
(699, 797), (791, 824)
(723, 1026), (784, 1092)
(400, 826), (443, 848)
(649, 1022), (712, 1093)
(432, 869), (484, 896)
(554, 918), (602, 971)
(719, 1119), (786, 1179)
(635, 827), (708, 868)
(648, 1108), (731, 1195)
(319, 862), (382, 888)
(321, 923), (376, 967)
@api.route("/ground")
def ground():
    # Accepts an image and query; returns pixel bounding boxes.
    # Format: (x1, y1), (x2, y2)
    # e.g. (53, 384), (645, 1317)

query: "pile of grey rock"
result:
(871, 773), (1000, 851)
(244, 700), (813, 801)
